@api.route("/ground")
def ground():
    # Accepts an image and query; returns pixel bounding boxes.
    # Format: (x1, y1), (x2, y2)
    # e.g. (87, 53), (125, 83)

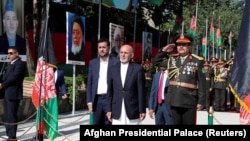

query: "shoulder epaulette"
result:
(191, 54), (204, 60)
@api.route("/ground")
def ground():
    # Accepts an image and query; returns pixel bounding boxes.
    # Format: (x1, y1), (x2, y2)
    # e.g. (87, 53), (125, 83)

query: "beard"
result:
(71, 44), (82, 55)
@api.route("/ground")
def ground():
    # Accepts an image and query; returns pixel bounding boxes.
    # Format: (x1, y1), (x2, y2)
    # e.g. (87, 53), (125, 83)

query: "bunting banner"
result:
(147, 0), (164, 6)
(102, 0), (131, 11)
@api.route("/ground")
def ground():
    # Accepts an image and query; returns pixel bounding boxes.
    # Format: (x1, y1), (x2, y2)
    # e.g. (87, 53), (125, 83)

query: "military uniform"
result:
(202, 61), (212, 110)
(153, 35), (206, 124)
(210, 59), (228, 111)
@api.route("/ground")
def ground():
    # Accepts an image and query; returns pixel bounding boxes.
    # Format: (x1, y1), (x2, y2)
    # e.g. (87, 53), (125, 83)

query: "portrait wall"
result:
(109, 23), (124, 57)
(66, 11), (86, 65)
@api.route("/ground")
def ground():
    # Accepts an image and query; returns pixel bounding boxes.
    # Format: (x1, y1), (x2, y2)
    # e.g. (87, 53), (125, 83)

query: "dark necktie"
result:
(158, 71), (164, 104)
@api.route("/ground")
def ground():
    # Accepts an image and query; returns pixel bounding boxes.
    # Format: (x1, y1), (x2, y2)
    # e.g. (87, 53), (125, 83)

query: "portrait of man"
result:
(66, 12), (85, 65)
(0, 0), (26, 61)
(142, 32), (152, 60)
(109, 23), (124, 57)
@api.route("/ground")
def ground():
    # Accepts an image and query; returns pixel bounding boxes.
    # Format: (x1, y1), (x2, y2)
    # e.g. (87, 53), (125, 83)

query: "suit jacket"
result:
(55, 69), (67, 96)
(86, 55), (119, 110)
(107, 62), (146, 120)
(148, 71), (169, 111)
(0, 33), (26, 55)
(2, 57), (26, 100)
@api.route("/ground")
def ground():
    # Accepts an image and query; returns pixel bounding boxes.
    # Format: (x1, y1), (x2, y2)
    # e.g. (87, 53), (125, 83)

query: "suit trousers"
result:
(155, 102), (172, 125)
(93, 95), (111, 125)
(4, 99), (20, 138)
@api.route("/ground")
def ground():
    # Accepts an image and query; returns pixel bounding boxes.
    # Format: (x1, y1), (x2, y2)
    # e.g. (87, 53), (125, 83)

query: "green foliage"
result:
(24, 77), (35, 81)
(64, 74), (87, 104)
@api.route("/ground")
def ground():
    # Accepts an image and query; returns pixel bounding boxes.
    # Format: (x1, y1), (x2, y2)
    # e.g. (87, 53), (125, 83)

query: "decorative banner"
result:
(109, 23), (124, 57)
(142, 31), (152, 60)
(102, 0), (131, 11)
(66, 11), (86, 65)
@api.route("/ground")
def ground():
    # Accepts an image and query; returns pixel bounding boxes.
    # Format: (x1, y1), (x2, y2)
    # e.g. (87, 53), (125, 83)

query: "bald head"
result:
(119, 44), (134, 64)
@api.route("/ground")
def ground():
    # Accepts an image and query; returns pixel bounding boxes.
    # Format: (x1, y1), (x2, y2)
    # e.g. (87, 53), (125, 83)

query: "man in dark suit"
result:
(153, 34), (206, 125)
(106, 44), (146, 125)
(148, 59), (172, 125)
(54, 68), (68, 99)
(0, 0), (26, 55)
(86, 38), (119, 125)
(0, 47), (26, 140)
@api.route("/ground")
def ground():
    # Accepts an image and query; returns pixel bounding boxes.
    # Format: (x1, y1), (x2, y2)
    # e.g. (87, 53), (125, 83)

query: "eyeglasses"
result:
(8, 52), (15, 55)
(176, 43), (190, 46)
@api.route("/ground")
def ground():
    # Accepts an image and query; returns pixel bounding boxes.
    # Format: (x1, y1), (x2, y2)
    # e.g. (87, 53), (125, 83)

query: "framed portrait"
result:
(0, 0), (25, 62)
(66, 11), (86, 65)
(109, 23), (124, 57)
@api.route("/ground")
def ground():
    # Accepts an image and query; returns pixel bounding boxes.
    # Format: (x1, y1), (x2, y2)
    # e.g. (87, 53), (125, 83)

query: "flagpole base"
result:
(37, 132), (44, 141)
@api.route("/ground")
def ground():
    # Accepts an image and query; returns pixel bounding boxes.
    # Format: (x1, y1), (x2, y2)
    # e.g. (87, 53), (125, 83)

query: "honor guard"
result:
(210, 59), (229, 111)
(202, 61), (212, 110)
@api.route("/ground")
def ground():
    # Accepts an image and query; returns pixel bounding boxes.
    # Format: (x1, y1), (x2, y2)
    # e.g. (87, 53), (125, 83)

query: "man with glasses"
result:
(0, 47), (26, 140)
(153, 34), (206, 125)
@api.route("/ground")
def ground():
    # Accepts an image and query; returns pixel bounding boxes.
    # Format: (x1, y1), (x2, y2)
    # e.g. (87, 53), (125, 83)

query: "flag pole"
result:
(229, 21), (233, 59)
(205, 19), (208, 61)
(72, 64), (76, 115)
(37, 0), (49, 140)
(97, 0), (102, 39)
(133, 5), (137, 50)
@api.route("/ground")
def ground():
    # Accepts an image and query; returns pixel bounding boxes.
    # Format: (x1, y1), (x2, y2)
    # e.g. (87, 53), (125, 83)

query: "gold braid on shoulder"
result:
(168, 66), (179, 79)
(213, 69), (220, 83)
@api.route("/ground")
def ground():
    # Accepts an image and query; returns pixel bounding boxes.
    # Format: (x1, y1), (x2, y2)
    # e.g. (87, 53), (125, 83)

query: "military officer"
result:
(202, 61), (212, 110)
(210, 59), (229, 111)
(152, 34), (206, 125)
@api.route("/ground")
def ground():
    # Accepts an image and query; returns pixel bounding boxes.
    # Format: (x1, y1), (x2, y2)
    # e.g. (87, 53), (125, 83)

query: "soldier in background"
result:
(202, 61), (212, 110)
(142, 59), (154, 106)
(210, 59), (229, 111)
(209, 57), (218, 108)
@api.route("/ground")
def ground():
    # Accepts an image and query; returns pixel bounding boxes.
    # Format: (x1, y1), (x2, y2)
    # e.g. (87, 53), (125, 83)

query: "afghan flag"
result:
(216, 28), (222, 47)
(229, 0), (250, 125)
(201, 28), (207, 59)
(187, 3), (198, 39)
(209, 20), (215, 43)
(32, 0), (58, 139)
(228, 29), (233, 45)
(172, 3), (183, 34)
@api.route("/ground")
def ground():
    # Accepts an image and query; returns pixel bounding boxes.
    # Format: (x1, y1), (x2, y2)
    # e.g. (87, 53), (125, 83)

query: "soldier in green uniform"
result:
(202, 61), (212, 110)
(210, 59), (229, 111)
(153, 34), (206, 125)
